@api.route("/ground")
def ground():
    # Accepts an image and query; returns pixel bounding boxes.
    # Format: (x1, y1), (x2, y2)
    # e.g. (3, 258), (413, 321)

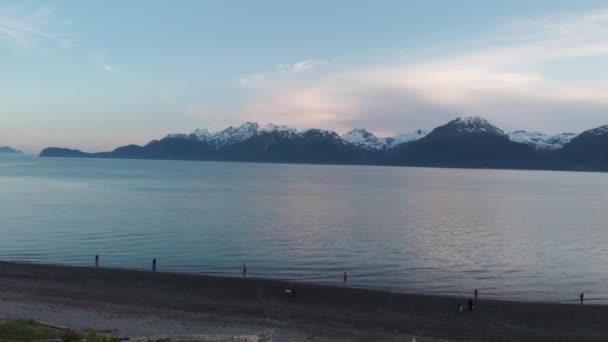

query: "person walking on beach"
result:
(468, 298), (474, 312)
(152, 258), (157, 271)
(474, 289), (478, 300)
(580, 291), (584, 304)
(243, 264), (247, 277)
(95, 255), (99, 267)
(343, 271), (348, 283)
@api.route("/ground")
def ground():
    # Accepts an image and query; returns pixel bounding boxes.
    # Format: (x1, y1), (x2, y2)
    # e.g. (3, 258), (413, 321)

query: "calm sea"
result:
(1, 155), (608, 303)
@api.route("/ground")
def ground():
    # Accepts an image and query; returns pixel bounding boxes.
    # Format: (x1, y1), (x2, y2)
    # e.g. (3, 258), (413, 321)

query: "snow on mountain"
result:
(192, 128), (212, 140)
(299, 128), (337, 136)
(166, 129), (211, 141)
(208, 122), (260, 148)
(341, 128), (429, 150)
(446, 116), (507, 136)
(387, 129), (429, 147)
(260, 123), (292, 133)
(167, 118), (516, 151)
(170, 123), (301, 148)
(545, 133), (578, 147)
(508, 130), (578, 150)
(260, 123), (299, 138)
(509, 131), (544, 146)
(583, 125), (608, 136)
(170, 123), (429, 151)
(341, 129), (387, 150)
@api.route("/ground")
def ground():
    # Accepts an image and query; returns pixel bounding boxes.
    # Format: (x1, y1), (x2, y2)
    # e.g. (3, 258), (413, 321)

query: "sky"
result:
(2, 0), (608, 153)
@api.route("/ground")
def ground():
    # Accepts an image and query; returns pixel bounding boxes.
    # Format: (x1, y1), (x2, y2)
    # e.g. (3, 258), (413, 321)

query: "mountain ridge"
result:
(39, 116), (608, 172)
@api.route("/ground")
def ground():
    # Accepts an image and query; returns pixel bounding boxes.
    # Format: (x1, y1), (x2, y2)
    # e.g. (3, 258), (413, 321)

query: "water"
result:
(1, 155), (608, 303)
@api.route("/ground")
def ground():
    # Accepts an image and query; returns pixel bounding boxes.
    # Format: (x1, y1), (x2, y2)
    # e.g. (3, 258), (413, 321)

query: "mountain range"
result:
(39, 116), (608, 172)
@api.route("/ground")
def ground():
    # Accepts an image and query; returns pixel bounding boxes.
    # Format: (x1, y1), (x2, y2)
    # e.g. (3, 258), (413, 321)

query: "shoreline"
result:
(1, 258), (594, 306)
(0, 261), (607, 341)
(1, 259), (594, 306)
(37, 153), (608, 175)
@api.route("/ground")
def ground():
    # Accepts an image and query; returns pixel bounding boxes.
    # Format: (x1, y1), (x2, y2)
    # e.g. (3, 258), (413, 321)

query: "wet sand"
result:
(0, 261), (606, 341)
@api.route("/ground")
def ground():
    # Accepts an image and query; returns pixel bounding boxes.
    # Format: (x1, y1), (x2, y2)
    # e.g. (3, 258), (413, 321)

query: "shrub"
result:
(86, 331), (114, 342)
(62, 329), (83, 342)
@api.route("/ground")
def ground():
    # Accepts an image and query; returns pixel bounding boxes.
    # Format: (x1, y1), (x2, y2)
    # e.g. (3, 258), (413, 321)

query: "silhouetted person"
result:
(243, 264), (247, 277)
(468, 298), (474, 312)
(95, 255), (99, 267)
(474, 289), (478, 300)
(152, 258), (157, 271)
(580, 291), (584, 304)
(457, 303), (464, 313)
(343, 271), (348, 283)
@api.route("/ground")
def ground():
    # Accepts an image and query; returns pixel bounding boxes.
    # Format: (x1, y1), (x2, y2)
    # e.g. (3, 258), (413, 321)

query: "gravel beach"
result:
(0, 261), (605, 341)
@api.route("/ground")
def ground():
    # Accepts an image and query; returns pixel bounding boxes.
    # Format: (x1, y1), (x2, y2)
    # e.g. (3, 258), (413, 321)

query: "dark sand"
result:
(0, 261), (606, 341)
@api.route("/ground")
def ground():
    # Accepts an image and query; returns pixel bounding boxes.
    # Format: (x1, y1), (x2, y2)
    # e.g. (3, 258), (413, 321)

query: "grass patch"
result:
(0, 320), (114, 342)
(0, 319), (63, 342)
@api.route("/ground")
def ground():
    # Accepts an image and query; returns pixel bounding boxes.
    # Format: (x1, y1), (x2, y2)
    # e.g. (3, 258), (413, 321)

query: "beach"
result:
(0, 261), (606, 341)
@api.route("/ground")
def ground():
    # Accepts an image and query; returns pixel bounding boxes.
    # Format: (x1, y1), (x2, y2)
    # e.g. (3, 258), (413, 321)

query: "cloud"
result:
(231, 8), (608, 135)
(277, 59), (324, 73)
(238, 73), (265, 87)
(90, 51), (115, 73)
(239, 59), (324, 88)
(0, 5), (73, 50)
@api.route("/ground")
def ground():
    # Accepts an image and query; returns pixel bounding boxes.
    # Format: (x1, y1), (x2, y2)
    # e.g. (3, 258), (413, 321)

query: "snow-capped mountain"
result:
(442, 116), (507, 136)
(42, 116), (608, 172)
(168, 123), (264, 148)
(192, 128), (212, 140)
(341, 128), (428, 150)
(508, 130), (578, 150)
(389, 116), (541, 168)
(211, 122), (260, 148)
(420, 116), (509, 144)
(260, 123), (298, 135)
(341, 129), (387, 150)
(386, 130), (429, 148)
(170, 122), (427, 150)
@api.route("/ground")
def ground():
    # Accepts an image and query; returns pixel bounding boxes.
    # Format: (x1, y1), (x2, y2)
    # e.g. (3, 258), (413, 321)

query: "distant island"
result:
(0, 146), (23, 154)
(40, 116), (608, 172)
